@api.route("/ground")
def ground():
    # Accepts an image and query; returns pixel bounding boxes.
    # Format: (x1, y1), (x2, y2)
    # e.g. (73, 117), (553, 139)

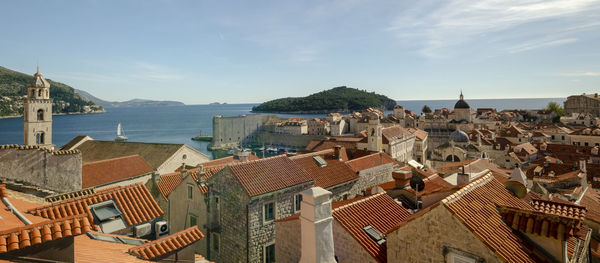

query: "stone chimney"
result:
(333, 145), (342, 161)
(299, 187), (336, 263)
(180, 162), (187, 179)
(392, 170), (412, 188)
(236, 151), (250, 162)
(579, 159), (587, 174)
(0, 184), (7, 199)
(456, 166), (470, 185)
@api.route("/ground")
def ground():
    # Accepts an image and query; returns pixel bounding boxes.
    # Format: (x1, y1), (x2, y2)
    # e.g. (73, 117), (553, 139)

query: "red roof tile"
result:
(290, 149), (358, 189)
(345, 152), (396, 173)
(333, 193), (411, 263)
(530, 199), (587, 220)
(26, 183), (163, 227)
(0, 214), (91, 253)
(82, 155), (154, 188)
(228, 155), (314, 197)
(128, 226), (204, 260)
(579, 188), (600, 224)
(442, 174), (541, 262)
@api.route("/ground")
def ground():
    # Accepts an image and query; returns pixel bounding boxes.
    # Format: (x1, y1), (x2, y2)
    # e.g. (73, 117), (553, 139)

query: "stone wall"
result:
(274, 219), (301, 263)
(206, 167), (251, 263)
(0, 146), (82, 193)
(247, 182), (312, 263)
(332, 220), (377, 263)
(211, 114), (273, 149)
(348, 164), (394, 198)
(387, 204), (500, 263)
(565, 94), (600, 117)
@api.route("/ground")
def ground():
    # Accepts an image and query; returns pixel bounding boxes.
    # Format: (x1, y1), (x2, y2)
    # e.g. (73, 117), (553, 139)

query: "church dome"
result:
(450, 129), (469, 143)
(454, 91), (470, 109)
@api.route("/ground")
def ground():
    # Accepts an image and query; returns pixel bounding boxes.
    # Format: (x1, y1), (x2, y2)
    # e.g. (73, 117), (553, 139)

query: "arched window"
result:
(36, 132), (45, 144)
(38, 89), (42, 97)
(37, 109), (44, 121)
(371, 128), (375, 136)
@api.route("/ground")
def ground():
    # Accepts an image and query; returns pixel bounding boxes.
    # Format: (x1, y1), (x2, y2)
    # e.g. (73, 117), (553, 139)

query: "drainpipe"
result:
(0, 184), (32, 225)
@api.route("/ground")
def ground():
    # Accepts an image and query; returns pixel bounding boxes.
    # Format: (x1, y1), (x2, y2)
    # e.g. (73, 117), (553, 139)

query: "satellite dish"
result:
(410, 176), (425, 192)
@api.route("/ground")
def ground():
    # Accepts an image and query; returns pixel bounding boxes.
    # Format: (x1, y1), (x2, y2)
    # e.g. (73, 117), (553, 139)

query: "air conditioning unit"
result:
(134, 223), (151, 238)
(155, 220), (169, 238)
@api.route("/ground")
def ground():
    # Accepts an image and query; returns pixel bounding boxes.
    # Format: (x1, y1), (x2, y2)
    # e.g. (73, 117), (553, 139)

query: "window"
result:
(551, 135), (555, 140)
(189, 214), (197, 227)
(38, 89), (42, 97)
(264, 202), (275, 222)
(188, 184), (193, 199)
(37, 109), (44, 121)
(36, 132), (45, 144)
(562, 136), (565, 140)
(294, 194), (302, 212)
(585, 142), (589, 146)
(264, 243), (275, 263)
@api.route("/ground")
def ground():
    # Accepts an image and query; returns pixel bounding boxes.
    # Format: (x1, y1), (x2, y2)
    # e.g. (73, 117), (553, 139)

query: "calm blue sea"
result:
(0, 98), (565, 158)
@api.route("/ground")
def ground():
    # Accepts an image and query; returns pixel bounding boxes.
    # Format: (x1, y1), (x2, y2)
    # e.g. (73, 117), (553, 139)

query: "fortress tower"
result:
(23, 66), (53, 148)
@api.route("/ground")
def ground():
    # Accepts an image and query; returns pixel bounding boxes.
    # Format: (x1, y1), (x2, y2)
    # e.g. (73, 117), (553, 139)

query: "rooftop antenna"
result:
(410, 174), (425, 210)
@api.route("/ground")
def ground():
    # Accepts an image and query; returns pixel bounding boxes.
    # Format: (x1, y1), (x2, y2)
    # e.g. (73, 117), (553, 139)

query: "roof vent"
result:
(363, 225), (385, 245)
(313, 156), (327, 167)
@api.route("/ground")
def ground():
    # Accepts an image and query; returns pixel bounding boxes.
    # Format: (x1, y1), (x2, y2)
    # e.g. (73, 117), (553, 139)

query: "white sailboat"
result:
(115, 123), (128, 142)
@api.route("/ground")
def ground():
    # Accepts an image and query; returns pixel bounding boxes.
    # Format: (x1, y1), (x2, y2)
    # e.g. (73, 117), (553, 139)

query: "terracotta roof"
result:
(437, 159), (508, 177)
(128, 226), (204, 260)
(156, 172), (183, 201)
(580, 188), (600, 224)
(26, 183), (163, 227)
(305, 137), (361, 152)
(227, 155), (314, 197)
(82, 155), (154, 188)
(442, 174), (541, 262)
(405, 174), (457, 197)
(333, 193), (411, 263)
(74, 233), (147, 263)
(381, 126), (414, 144)
(530, 199), (587, 220)
(74, 140), (203, 170)
(290, 149), (358, 189)
(345, 152), (396, 173)
(405, 127), (428, 141)
(0, 214), (91, 253)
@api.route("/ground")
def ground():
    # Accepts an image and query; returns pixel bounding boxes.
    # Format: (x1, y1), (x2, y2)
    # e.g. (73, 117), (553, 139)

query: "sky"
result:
(1, 0), (599, 104)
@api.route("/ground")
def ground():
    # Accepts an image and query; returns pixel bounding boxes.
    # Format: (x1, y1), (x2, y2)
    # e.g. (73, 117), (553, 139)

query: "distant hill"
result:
(75, 89), (185, 107)
(252, 86), (397, 113)
(0, 66), (104, 117)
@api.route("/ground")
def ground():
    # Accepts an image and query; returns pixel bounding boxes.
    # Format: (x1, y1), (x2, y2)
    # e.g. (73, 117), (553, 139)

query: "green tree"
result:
(422, 105), (432, 114)
(545, 102), (564, 123)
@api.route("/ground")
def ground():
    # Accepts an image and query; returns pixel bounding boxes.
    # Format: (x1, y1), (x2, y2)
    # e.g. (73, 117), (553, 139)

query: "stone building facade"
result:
(565, 93), (600, 117)
(387, 202), (501, 263)
(0, 145), (81, 193)
(204, 157), (314, 263)
(211, 114), (273, 149)
(23, 67), (53, 148)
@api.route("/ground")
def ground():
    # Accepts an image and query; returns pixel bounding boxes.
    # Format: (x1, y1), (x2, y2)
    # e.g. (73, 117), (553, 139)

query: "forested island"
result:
(252, 86), (396, 113)
(0, 66), (104, 117)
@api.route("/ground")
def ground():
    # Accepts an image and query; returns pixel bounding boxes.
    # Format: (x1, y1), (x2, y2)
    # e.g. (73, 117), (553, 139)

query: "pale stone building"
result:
(274, 120), (308, 135)
(565, 93), (600, 117)
(570, 126), (600, 147)
(356, 117), (416, 163)
(307, 118), (331, 135)
(23, 66), (53, 148)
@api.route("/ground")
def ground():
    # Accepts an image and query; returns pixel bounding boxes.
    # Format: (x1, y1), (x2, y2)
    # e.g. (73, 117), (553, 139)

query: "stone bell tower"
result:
(23, 66), (53, 148)
(367, 113), (382, 152)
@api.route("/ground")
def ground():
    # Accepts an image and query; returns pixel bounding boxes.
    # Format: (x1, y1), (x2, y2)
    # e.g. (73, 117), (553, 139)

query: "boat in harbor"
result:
(191, 129), (213, 141)
(115, 123), (128, 142)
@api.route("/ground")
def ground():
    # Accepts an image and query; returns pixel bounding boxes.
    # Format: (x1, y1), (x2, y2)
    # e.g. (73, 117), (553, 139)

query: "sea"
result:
(0, 98), (565, 158)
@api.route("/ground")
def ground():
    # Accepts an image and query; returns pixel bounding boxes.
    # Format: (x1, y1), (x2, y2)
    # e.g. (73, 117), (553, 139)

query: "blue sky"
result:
(1, 0), (599, 104)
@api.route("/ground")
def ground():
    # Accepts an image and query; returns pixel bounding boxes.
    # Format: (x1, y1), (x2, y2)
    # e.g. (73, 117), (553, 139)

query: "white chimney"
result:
(299, 187), (336, 263)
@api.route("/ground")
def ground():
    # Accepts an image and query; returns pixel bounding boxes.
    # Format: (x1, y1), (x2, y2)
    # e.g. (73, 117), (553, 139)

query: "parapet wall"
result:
(0, 145), (82, 193)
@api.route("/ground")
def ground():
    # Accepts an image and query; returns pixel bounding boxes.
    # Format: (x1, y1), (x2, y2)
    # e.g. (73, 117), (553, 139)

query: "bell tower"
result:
(366, 113), (382, 152)
(23, 66), (53, 148)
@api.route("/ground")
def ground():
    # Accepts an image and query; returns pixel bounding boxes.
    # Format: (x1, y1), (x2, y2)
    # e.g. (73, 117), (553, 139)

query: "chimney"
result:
(456, 165), (469, 185)
(392, 170), (412, 188)
(0, 184), (6, 199)
(180, 162), (187, 179)
(333, 145), (342, 161)
(579, 159), (587, 174)
(299, 187), (336, 263)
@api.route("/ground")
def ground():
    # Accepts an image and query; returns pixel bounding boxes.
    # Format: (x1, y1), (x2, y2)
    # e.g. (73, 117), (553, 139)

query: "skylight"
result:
(313, 156), (327, 167)
(363, 225), (385, 245)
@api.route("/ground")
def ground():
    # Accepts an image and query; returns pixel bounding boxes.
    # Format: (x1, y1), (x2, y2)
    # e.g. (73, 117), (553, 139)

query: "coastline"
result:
(0, 110), (107, 119)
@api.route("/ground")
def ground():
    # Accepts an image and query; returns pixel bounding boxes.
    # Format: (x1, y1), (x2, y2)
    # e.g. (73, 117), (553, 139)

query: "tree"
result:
(545, 102), (564, 123)
(422, 105), (432, 114)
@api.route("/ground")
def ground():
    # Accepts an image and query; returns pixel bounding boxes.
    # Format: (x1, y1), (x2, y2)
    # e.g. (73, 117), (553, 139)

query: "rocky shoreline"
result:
(0, 109), (107, 119)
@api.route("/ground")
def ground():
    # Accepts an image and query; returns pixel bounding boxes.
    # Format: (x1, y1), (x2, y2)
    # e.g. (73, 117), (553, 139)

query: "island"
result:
(0, 66), (104, 118)
(251, 86), (396, 113)
(75, 89), (185, 107)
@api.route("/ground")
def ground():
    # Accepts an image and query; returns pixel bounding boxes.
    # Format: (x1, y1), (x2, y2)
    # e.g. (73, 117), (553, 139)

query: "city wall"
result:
(211, 114), (274, 149)
(0, 145), (82, 193)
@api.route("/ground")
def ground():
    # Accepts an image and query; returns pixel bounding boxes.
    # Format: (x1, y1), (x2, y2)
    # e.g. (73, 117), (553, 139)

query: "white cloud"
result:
(387, 0), (600, 57)
(562, 72), (600, 77)
(507, 38), (577, 53)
